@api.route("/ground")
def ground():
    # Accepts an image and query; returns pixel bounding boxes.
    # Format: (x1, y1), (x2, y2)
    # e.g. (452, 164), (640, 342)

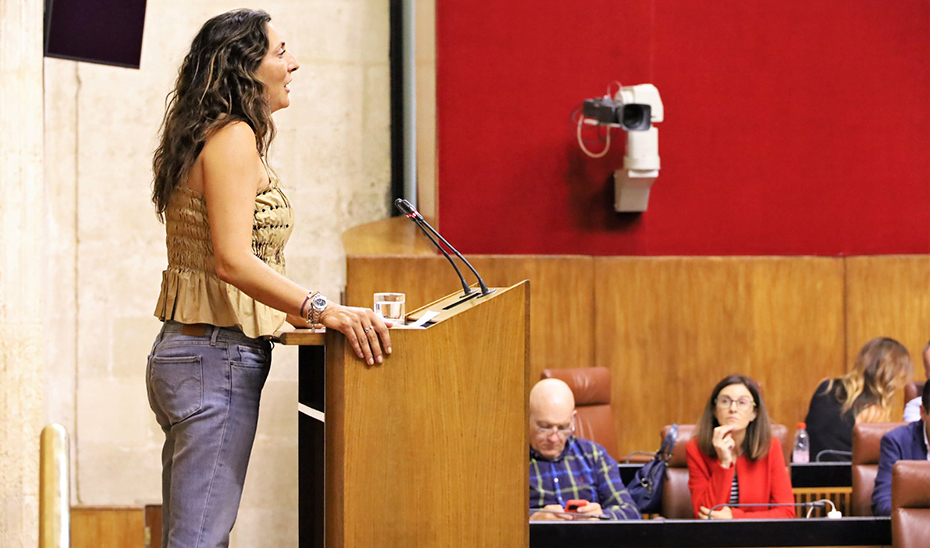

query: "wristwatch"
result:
(309, 293), (328, 327)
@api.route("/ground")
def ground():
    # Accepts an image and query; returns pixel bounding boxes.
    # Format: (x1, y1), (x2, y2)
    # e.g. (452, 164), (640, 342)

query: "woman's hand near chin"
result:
(712, 425), (737, 468)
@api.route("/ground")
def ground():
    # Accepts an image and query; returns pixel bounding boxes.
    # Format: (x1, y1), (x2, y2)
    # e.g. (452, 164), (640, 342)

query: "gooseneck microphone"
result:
(394, 198), (494, 297)
(707, 499), (841, 519)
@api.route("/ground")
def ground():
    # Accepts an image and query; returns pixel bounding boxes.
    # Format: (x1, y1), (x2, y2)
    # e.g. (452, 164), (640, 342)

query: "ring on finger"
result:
(363, 326), (372, 333)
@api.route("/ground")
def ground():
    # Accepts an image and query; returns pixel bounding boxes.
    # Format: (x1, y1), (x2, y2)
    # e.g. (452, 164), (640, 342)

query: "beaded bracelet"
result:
(299, 292), (313, 321)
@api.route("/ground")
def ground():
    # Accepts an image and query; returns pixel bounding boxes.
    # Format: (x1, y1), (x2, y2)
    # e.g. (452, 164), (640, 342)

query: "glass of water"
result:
(373, 292), (406, 322)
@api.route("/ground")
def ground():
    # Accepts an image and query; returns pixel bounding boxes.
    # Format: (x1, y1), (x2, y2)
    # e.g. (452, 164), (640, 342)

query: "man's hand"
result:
(574, 502), (605, 519)
(530, 504), (572, 521)
(698, 505), (733, 520)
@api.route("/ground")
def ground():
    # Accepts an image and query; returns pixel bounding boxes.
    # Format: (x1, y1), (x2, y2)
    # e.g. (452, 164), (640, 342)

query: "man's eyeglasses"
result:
(715, 396), (756, 411)
(535, 418), (574, 438)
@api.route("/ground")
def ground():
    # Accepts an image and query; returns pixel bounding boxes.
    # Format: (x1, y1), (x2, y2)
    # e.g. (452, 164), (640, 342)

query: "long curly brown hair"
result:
(152, 9), (275, 220)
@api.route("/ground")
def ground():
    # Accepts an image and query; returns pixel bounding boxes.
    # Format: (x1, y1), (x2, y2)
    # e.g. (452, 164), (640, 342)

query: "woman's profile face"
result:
(255, 22), (300, 112)
(713, 382), (757, 434)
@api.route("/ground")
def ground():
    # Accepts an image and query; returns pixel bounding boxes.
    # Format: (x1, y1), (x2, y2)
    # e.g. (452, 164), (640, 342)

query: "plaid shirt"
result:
(529, 437), (641, 520)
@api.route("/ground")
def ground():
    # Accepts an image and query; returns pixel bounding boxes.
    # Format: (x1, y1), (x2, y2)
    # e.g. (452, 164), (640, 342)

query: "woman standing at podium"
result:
(146, 9), (391, 547)
(686, 375), (795, 519)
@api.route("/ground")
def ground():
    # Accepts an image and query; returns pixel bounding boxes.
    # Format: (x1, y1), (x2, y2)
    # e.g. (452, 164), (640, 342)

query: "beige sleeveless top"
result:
(154, 172), (294, 338)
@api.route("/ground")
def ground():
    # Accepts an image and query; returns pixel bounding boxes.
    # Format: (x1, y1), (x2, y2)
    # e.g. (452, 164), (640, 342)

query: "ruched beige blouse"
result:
(154, 173), (294, 338)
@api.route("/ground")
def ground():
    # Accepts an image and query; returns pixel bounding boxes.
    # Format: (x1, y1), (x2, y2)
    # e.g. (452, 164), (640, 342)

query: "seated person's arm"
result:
(686, 439), (734, 518)
(589, 445), (641, 520)
(727, 438), (794, 519)
(529, 504), (572, 521)
(871, 433), (902, 516)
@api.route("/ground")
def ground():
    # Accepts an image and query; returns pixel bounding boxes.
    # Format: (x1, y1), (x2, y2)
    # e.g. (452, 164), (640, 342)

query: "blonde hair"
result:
(827, 337), (913, 421)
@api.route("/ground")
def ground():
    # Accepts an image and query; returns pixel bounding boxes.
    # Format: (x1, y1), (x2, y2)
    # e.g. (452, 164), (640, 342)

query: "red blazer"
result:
(686, 436), (795, 519)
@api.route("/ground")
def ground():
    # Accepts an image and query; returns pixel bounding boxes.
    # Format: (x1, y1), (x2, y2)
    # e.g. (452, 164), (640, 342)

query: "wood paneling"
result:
(71, 507), (144, 548)
(345, 255), (458, 312)
(345, 255), (930, 461)
(595, 257), (846, 457)
(469, 256), (594, 379)
(144, 505), (162, 548)
(845, 255), (930, 383)
(342, 217), (436, 256)
(346, 255), (595, 380)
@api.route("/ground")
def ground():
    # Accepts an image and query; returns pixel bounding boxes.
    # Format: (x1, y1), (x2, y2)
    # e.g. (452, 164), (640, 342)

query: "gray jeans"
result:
(146, 321), (272, 548)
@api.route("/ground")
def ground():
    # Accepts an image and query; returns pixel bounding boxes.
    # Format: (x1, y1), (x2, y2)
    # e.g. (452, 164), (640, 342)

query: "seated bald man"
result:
(528, 378), (641, 521)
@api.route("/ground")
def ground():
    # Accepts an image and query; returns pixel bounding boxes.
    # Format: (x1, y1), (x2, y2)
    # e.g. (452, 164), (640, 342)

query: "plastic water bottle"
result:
(792, 422), (810, 463)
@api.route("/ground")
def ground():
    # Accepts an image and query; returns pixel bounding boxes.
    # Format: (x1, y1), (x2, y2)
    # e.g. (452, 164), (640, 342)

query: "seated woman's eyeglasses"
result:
(535, 420), (574, 438)
(715, 396), (756, 411)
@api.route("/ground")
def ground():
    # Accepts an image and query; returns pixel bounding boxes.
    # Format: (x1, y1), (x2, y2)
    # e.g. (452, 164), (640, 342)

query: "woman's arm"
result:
(201, 122), (391, 364)
(686, 439), (735, 518)
(728, 438), (795, 519)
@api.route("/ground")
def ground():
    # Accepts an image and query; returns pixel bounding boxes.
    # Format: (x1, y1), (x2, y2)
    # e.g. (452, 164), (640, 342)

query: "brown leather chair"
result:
(904, 381), (925, 405)
(540, 367), (618, 459)
(771, 423), (790, 463)
(658, 423), (791, 519)
(891, 460), (930, 548)
(851, 421), (907, 516)
(660, 424), (696, 519)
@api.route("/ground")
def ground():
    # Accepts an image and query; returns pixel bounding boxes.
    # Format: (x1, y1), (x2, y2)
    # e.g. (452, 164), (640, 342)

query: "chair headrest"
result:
(892, 460), (930, 509)
(662, 424), (694, 467)
(853, 422), (907, 464)
(540, 367), (611, 405)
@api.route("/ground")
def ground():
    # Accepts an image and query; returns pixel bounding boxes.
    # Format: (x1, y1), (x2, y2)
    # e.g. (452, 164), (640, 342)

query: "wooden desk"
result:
(276, 330), (325, 547)
(619, 462), (853, 518)
(279, 281), (530, 548)
(790, 463), (852, 518)
(530, 517), (890, 548)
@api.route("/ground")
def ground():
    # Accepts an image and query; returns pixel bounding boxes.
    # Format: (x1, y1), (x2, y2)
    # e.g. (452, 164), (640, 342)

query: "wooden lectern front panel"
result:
(326, 282), (530, 548)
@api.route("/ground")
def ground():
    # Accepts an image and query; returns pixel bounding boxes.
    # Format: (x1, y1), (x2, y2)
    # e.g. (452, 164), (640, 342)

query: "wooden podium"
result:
(279, 281), (530, 548)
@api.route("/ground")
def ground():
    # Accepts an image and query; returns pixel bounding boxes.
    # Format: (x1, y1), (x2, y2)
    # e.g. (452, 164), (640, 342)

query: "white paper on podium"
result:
(390, 310), (438, 329)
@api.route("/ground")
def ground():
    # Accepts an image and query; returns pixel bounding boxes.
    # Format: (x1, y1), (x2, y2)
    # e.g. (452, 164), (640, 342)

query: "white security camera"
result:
(578, 83), (664, 212)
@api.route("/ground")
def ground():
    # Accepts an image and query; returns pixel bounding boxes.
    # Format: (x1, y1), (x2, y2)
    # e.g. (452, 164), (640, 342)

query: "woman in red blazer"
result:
(686, 374), (795, 519)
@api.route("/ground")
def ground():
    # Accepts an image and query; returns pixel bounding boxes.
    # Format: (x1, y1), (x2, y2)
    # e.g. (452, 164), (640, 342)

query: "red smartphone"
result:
(565, 499), (588, 512)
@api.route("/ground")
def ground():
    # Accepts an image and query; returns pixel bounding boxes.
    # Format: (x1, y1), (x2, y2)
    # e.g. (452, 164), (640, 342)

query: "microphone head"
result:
(394, 198), (417, 215)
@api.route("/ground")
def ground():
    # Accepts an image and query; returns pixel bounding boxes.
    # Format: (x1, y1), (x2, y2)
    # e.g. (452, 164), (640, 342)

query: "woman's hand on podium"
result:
(320, 304), (393, 366)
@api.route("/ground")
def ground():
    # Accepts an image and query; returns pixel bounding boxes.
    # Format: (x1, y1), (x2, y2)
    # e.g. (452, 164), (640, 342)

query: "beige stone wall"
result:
(1, 0), (45, 545)
(42, 1), (391, 545)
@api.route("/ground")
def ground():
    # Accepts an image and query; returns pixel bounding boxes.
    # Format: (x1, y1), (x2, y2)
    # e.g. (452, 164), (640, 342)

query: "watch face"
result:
(311, 295), (328, 310)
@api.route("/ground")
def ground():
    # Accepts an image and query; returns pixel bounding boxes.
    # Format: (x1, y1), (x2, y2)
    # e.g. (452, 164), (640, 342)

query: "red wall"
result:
(436, 0), (930, 255)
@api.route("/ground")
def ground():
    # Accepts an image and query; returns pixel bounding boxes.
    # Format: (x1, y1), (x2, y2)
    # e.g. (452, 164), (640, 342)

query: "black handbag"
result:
(627, 423), (678, 514)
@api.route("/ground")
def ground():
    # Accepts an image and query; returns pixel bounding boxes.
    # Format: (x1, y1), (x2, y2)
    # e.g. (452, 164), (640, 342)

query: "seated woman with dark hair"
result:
(686, 375), (795, 519)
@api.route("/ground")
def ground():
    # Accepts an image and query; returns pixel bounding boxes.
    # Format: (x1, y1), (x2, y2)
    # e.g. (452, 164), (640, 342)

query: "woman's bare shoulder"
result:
(197, 121), (265, 193)
(203, 121), (259, 155)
